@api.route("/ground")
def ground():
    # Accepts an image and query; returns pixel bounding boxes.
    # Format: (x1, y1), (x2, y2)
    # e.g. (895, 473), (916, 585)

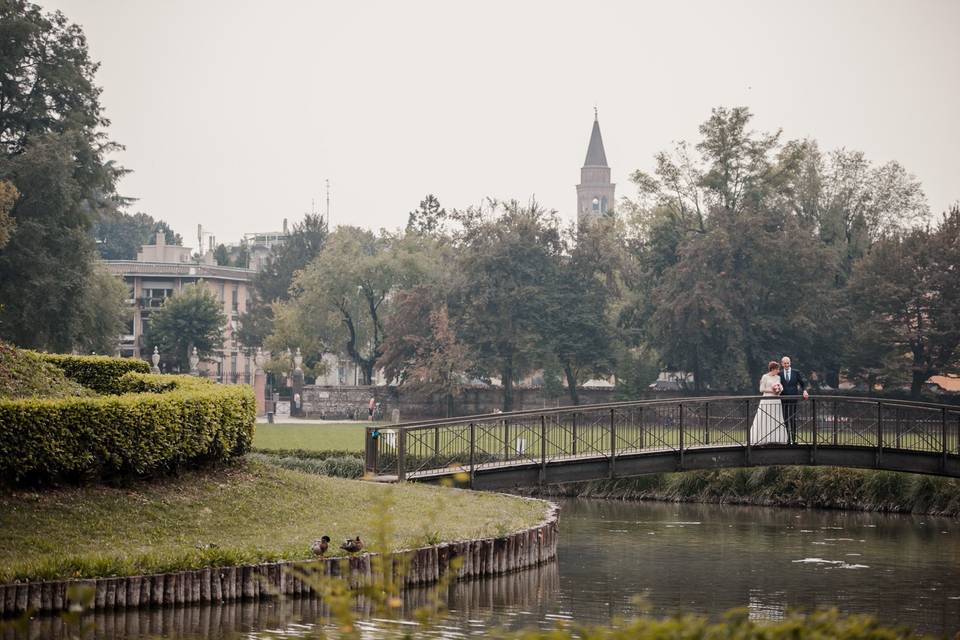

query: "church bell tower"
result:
(576, 110), (615, 228)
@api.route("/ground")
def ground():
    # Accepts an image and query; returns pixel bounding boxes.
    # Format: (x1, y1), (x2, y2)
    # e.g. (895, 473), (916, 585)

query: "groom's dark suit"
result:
(779, 368), (806, 444)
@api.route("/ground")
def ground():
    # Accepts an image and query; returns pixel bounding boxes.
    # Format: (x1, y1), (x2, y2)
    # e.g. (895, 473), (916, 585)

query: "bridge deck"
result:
(364, 395), (960, 487)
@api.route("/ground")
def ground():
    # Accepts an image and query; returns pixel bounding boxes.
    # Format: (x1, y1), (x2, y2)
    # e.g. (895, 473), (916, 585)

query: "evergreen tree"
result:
(213, 243), (230, 266)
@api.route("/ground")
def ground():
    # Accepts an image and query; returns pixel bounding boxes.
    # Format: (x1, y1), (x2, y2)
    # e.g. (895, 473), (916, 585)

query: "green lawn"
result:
(0, 461), (548, 583)
(253, 422), (369, 452)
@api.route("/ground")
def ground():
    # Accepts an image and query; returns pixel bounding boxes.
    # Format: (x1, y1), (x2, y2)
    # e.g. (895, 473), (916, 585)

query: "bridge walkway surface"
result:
(363, 395), (960, 489)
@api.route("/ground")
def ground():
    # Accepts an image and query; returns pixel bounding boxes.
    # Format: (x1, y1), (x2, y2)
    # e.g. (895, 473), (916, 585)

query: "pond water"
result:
(12, 499), (960, 638)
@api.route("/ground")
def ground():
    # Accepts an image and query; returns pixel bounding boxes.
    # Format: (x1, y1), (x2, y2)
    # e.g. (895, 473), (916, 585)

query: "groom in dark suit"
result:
(779, 356), (808, 444)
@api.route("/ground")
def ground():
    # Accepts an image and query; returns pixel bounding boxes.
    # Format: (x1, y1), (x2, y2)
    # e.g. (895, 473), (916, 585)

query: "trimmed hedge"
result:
(0, 375), (255, 484)
(0, 343), (90, 400)
(115, 371), (206, 394)
(36, 353), (150, 395)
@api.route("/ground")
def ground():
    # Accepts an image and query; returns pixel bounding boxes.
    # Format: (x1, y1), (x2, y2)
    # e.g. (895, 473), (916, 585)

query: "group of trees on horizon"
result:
(1, 2), (957, 407)
(243, 107), (959, 408)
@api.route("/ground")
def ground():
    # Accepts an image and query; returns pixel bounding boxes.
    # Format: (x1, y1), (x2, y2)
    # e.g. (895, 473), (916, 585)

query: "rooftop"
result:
(102, 260), (255, 282)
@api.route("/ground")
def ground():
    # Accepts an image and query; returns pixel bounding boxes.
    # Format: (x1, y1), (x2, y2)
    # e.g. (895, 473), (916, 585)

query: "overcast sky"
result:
(45, 0), (960, 248)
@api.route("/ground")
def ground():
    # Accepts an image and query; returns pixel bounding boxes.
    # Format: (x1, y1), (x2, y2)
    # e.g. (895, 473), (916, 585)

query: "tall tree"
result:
(73, 263), (129, 354)
(143, 282), (225, 372)
(849, 207), (960, 397)
(238, 213), (328, 348)
(450, 200), (562, 411)
(275, 227), (438, 385)
(630, 107), (791, 234)
(0, 134), (105, 349)
(406, 194), (448, 235)
(0, 1), (123, 351)
(380, 287), (472, 416)
(623, 106), (929, 391)
(548, 221), (618, 404)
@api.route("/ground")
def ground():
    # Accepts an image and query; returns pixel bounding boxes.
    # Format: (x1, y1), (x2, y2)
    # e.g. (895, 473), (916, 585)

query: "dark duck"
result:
(310, 535), (330, 556)
(340, 536), (363, 553)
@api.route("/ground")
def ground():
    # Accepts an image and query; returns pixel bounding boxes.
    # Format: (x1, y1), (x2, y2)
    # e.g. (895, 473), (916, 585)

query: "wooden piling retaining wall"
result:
(0, 504), (559, 617)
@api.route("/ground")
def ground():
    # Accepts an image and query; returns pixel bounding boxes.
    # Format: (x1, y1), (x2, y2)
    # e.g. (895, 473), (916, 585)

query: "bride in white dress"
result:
(750, 361), (788, 445)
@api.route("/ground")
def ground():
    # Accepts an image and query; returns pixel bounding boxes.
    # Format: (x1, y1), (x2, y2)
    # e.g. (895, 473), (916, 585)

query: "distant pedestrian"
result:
(368, 396), (375, 421)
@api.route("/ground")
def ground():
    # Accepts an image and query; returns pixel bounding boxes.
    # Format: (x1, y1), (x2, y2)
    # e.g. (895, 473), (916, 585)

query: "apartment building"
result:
(104, 232), (256, 383)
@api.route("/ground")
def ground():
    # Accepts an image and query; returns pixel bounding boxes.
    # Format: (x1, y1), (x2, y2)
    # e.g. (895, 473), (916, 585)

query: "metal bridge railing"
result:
(364, 395), (960, 483)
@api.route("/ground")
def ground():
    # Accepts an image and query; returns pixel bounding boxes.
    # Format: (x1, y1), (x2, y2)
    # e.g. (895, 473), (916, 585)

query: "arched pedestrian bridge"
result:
(364, 396), (960, 489)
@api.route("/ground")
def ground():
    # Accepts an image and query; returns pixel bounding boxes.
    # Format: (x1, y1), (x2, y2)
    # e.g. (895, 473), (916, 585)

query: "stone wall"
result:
(299, 385), (620, 420)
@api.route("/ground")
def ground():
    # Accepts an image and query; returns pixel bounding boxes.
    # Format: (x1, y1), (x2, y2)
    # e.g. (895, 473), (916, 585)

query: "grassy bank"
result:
(531, 466), (960, 516)
(253, 422), (367, 452)
(0, 461), (548, 583)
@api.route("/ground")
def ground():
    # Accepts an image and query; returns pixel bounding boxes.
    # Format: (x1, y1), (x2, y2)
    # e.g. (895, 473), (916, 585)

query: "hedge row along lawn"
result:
(0, 461), (548, 583)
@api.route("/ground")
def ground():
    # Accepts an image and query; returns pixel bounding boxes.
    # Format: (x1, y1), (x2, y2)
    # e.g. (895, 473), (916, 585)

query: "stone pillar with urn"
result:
(150, 346), (161, 374)
(254, 347), (267, 417)
(291, 347), (304, 417)
(189, 346), (200, 376)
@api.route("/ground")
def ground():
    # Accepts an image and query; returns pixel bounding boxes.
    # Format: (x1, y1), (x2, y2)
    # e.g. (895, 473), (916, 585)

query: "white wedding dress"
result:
(750, 373), (788, 445)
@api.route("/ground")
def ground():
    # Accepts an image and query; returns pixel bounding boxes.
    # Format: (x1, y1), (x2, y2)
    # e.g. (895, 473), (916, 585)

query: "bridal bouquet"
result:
(772, 382), (783, 394)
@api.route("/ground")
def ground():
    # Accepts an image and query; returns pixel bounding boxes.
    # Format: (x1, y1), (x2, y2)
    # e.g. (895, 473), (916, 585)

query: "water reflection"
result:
(10, 499), (960, 638)
(3, 566), (561, 639)
(552, 500), (959, 634)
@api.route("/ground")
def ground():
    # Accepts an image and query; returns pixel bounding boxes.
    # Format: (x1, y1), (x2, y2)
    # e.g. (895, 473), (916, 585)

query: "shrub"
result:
(0, 342), (90, 399)
(0, 378), (255, 484)
(115, 371), (209, 394)
(36, 353), (150, 394)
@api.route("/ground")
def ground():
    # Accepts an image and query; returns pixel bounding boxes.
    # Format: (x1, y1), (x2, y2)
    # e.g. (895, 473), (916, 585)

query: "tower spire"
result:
(576, 110), (615, 228)
(583, 116), (608, 167)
